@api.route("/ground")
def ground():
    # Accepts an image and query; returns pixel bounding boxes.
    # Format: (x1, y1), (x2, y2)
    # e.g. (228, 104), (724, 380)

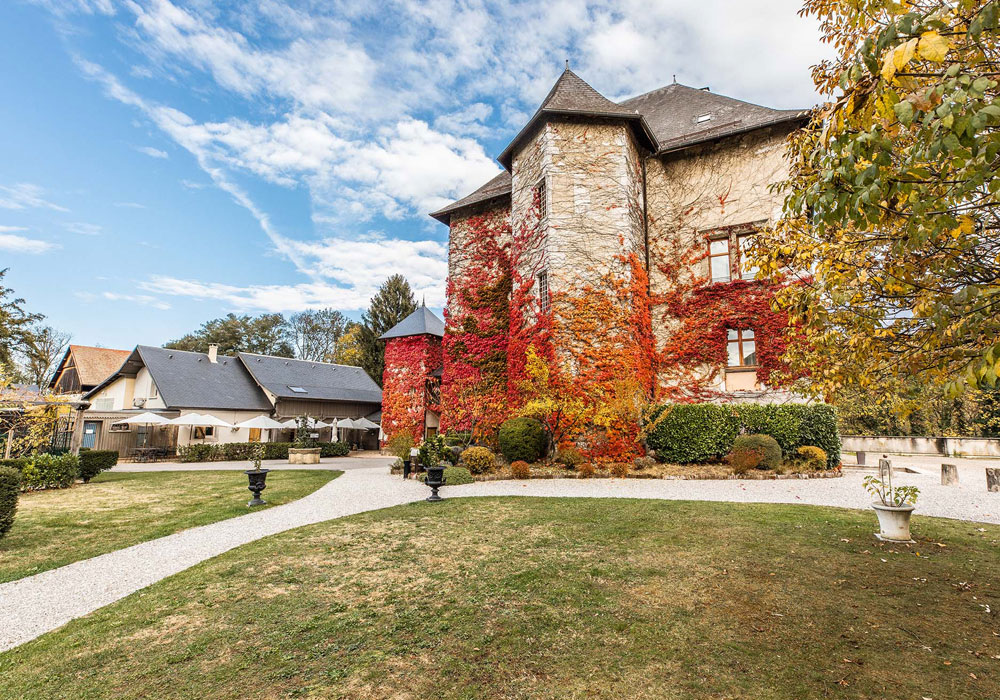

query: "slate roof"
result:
(496, 68), (656, 169)
(238, 352), (383, 404)
(429, 171), (511, 224)
(379, 306), (445, 340)
(619, 82), (809, 154)
(84, 346), (273, 411)
(430, 73), (810, 224)
(50, 345), (132, 389)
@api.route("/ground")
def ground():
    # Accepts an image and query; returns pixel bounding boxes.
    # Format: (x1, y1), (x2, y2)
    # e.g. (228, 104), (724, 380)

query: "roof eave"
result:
(429, 191), (511, 225)
(655, 112), (810, 157)
(497, 109), (659, 171)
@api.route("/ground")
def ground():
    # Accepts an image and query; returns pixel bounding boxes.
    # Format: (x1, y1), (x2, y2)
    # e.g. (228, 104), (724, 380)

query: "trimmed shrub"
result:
(79, 450), (118, 482)
(15, 453), (79, 491)
(0, 466), (19, 539)
(461, 446), (496, 474)
(725, 447), (763, 474)
(576, 462), (596, 478)
(555, 447), (584, 469)
(443, 466), (474, 485)
(645, 402), (840, 468)
(645, 404), (740, 464)
(732, 434), (782, 470)
(498, 417), (546, 463)
(610, 462), (629, 478)
(178, 441), (348, 463)
(796, 445), (828, 470)
(318, 442), (350, 458)
(510, 460), (531, 479)
(633, 455), (656, 471)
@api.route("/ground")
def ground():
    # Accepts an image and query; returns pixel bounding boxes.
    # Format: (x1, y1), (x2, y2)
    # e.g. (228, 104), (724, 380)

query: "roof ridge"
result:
(236, 351), (369, 371)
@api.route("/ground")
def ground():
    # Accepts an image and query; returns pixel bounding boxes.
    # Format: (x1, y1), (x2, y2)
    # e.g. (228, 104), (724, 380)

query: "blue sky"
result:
(0, 0), (827, 350)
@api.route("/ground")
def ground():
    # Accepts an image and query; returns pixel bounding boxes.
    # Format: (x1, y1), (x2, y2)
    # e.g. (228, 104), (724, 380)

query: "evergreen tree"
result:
(165, 313), (294, 357)
(0, 268), (42, 372)
(358, 275), (417, 385)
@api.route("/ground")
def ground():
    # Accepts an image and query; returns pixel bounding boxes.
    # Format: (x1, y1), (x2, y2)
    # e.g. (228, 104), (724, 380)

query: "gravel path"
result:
(2, 455), (997, 652)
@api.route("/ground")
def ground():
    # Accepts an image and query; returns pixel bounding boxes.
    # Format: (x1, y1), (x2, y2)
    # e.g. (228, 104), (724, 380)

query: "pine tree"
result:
(358, 275), (417, 385)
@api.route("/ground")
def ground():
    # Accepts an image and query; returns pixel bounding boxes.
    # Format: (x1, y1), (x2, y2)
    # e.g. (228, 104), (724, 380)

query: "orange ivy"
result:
(381, 335), (442, 444)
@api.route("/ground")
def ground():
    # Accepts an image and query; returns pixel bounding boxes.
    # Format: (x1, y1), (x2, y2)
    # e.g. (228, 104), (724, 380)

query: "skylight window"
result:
(288, 386), (308, 393)
(696, 113), (714, 124)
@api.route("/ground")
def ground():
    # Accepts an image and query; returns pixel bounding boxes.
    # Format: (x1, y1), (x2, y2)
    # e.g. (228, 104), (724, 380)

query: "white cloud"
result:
(114, 201), (146, 208)
(0, 225), (28, 232)
(0, 183), (69, 211)
(136, 145), (168, 158)
(75, 290), (171, 310)
(0, 233), (59, 254)
(65, 222), (103, 235)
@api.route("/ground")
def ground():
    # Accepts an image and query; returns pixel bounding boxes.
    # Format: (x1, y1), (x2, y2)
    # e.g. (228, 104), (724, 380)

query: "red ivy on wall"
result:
(381, 335), (442, 444)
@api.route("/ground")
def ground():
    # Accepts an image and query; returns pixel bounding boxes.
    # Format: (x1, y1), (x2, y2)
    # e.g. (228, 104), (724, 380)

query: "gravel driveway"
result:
(1, 454), (997, 652)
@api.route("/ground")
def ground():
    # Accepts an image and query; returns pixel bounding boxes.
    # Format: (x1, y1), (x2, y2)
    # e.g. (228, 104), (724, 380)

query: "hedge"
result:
(0, 454), (80, 491)
(79, 450), (119, 482)
(177, 441), (349, 463)
(0, 466), (19, 539)
(646, 403), (841, 469)
(498, 417), (547, 463)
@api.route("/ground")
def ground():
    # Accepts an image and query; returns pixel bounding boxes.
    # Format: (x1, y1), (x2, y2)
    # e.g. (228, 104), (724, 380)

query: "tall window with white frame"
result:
(537, 270), (550, 315)
(726, 329), (757, 368)
(709, 237), (731, 283)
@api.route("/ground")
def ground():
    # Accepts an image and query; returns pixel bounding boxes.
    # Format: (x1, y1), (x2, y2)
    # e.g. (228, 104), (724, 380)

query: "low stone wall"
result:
(843, 435), (1000, 458)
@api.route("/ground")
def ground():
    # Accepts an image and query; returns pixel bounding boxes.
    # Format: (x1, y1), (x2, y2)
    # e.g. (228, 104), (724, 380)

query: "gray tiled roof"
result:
(429, 171), (511, 224)
(430, 74), (809, 224)
(496, 68), (656, 169)
(619, 82), (808, 153)
(83, 345), (274, 411)
(379, 306), (445, 340)
(238, 352), (383, 404)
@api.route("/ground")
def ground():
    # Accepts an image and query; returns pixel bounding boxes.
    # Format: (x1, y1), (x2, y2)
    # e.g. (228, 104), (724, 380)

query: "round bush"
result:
(732, 434), (782, 470)
(510, 460), (531, 479)
(0, 466), (19, 539)
(796, 445), (828, 470)
(610, 462), (629, 478)
(576, 462), (595, 478)
(442, 466), (473, 485)
(498, 417), (546, 463)
(724, 447), (763, 474)
(461, 446), (497, 474)
(555, 447), (584, 469)
(79, 450), (118, 483)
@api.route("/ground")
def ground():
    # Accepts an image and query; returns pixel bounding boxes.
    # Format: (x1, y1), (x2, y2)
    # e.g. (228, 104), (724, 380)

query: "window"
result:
(93, 397), (114, 411)
(193, 426), (215, 439)
(149, 382), (157, 398)
(537, 270), (550, 314)
(696, 113), (714, 123)
(738, 234), (759, 281)
(288, 386), (308, 394)
(533, 178), (546, 218)
(727, 329), (757, 368)
(709, 238), (731, 282)
(109, 422), (131, 433)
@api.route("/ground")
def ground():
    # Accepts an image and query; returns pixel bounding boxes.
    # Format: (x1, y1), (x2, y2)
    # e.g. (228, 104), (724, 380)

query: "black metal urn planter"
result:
(424, 460), (447, 502)
(245, 467), (270, 506)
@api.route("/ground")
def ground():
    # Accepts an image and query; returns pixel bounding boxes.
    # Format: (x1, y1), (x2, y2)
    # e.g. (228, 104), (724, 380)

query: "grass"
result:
(1, 498), (998, 699)
(0, 469), (339, 584)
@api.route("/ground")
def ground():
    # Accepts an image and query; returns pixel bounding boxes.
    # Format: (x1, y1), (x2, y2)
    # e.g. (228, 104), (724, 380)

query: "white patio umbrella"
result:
(117, 411), (172, 448)
(353, 417), (380, 430)
(234, 415), (286, 430)
(335, 417), (357, 429)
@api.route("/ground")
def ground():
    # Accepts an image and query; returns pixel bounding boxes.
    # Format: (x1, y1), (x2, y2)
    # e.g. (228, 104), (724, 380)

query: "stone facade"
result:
(434, 70), (807, 402)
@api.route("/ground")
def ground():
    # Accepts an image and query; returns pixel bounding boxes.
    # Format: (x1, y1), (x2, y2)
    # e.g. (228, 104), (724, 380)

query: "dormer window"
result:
(696, 113), (713, 124)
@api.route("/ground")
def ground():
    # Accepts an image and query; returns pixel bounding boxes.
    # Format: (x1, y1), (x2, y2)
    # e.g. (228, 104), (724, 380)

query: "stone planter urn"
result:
(872, 502), (915, 542)
(288, 447), (321, 465)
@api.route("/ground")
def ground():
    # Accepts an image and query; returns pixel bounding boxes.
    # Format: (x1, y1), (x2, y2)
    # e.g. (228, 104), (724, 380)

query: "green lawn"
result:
(1, 498), (998, 699)
(0, 469), (339, 584)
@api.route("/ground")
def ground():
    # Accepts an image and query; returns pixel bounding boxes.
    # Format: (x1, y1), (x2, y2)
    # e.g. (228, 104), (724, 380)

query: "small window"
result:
(193, 426), (215, 439)
(533, 178), (546, 218)
(696, 113), (713, 123)
(288, 386), (308, 393)
(109, 422), (131, 433)
(709, 238), (731, 282)
(738, 234), (759, 280)
(727, 329), (757, 368)
(537, 270), (550, 314)
(149, 382), (158, 398)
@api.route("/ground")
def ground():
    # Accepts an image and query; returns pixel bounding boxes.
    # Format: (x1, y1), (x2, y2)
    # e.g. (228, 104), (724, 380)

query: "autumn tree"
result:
(755, 0), (1000, 401)
(21, 326), (71, 389)
(165, 313), (294, 357)
(357, 275), (418, 385)
(332, 322), (364, 366)
(0, 268), (42, 372)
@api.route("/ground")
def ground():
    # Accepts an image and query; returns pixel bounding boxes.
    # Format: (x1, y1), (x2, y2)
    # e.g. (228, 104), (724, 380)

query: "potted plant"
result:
(863, 460), (919, 542)
(244, 442), (269, 507)
(288, 415), (321, 465)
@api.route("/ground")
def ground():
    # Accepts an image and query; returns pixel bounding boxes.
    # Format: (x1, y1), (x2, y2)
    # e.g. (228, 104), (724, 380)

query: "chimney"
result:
(207, 344), (218, 363)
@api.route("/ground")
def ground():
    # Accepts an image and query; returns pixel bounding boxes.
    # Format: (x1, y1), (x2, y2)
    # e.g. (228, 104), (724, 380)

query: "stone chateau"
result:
(382, 69), (809, 442)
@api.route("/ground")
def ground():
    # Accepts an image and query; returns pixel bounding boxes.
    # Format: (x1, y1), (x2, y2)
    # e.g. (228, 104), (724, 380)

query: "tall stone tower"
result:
(379, 305), (445, 444)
